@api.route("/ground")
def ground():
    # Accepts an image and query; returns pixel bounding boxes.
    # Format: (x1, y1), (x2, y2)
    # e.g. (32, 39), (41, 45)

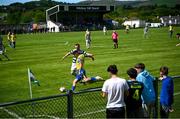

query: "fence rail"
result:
(0, 76), (179, 118)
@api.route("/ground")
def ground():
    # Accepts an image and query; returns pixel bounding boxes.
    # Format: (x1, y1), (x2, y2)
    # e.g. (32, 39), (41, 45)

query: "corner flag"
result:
(28, 68), (40, 86)
(28, 68), (40, 99)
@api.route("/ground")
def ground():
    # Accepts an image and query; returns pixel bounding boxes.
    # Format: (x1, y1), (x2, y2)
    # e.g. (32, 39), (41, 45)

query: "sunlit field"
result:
(0, 27), (180, 117)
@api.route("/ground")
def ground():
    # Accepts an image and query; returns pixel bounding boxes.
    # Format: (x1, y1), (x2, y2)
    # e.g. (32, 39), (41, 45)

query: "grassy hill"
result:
(151, 0), (180, 6)
(78, 0), (180, 7)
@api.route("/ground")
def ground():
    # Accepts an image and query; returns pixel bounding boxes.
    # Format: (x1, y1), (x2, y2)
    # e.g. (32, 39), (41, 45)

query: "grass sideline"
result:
(0, 27), (180, 117)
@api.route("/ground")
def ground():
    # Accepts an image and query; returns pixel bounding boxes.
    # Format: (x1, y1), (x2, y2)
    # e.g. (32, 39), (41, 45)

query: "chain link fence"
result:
(0, 94), (68, 118)
(73, 88), (106, 118)
(0, 88), (105, 118)
(0, 76), (179, 118)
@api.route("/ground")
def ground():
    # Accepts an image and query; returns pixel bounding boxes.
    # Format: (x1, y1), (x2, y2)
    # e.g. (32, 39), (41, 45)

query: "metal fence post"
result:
(153, 77), (158, 118)
(67, 90), (73, 118)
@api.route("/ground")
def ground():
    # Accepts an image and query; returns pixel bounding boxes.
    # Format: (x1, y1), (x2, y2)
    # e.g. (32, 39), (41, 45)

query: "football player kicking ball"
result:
(62, 43), (94, 76)
(71, 54), (103, 91)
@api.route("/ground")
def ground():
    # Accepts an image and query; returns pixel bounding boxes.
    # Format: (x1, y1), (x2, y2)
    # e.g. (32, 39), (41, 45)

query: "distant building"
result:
(145, 23), (162, 28)
(160, 15), (180, 26)
(122, 19), (146, 28)
(112, 20), (119, 27)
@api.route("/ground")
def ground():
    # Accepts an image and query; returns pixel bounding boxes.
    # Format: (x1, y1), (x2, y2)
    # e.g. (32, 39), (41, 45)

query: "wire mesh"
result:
(73, 89), (106, 118)
(0, 95), (67, 118)
(1, 76), (180, 118)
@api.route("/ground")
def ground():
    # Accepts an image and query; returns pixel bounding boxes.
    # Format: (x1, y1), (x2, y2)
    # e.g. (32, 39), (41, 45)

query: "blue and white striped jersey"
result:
(70, 49), (87, 63)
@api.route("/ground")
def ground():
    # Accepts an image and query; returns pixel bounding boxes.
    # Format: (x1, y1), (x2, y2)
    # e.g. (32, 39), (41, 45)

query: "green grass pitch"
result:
(0, 27), (180, 117)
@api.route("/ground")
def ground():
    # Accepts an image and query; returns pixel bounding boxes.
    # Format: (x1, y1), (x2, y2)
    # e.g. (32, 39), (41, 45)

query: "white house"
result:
(112, 20), (119, 26)
(146, 23), (162, 28)
(122, 19), (146, 28)
(160, 15), (180, 26)
(47, 20), (60, 32)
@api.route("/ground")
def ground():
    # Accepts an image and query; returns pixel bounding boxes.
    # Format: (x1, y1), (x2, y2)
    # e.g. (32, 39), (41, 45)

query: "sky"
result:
(0, 0), (82, 5)
(0, 0), (138, 6)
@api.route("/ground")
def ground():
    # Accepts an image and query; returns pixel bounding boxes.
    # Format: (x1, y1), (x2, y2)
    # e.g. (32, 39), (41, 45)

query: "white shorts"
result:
(86, 40), (91, 44)
(71, 63), (76, 71)
(0, 51), (3, 54)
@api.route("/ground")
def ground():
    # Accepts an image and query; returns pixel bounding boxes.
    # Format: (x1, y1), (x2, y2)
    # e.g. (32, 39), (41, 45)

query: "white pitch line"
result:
(92, 46), (106, 48)
(0, 107), (22, 118)
(174, 92), (180, 96)
(27, 114), (60, 119)
(74, 109), (105, 118)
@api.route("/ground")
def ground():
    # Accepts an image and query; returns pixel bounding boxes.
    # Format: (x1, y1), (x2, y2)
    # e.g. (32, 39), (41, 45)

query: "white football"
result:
(59, 87), (66, 92)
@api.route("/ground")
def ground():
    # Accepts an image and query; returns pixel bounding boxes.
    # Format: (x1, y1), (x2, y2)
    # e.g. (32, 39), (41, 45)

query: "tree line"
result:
(0, 0), (179, 25)
(0, 0), (71, 24)
(104, 4), (180, 24)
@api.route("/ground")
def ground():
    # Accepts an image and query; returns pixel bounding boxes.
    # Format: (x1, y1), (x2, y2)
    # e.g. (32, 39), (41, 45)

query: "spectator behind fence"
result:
(125, 68), (144, 118)
(159, 66), (174, 118)
(102, 65), (129, 119)
(134, 63), (156, 118)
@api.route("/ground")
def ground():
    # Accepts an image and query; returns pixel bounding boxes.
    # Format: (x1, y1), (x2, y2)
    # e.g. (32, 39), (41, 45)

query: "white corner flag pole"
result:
(28, 68), (33, 99)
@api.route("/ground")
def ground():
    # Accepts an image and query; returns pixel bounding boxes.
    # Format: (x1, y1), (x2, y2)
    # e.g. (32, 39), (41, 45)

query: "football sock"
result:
(72, 86), (76, 91)
(91, 77), (97, 81)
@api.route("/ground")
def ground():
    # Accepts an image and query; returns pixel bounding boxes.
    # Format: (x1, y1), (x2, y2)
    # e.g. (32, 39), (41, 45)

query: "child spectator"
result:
(159, 66), (174, 118)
